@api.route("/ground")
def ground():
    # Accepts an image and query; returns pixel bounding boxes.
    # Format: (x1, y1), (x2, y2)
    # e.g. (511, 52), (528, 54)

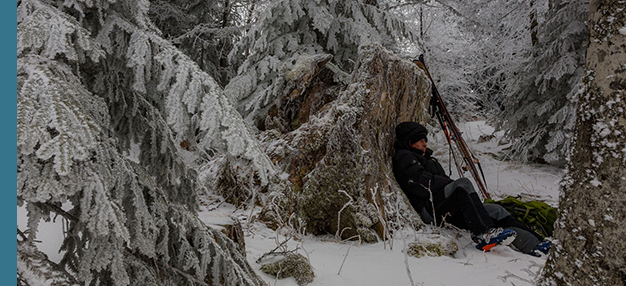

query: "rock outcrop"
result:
(258, 44), (432, 242)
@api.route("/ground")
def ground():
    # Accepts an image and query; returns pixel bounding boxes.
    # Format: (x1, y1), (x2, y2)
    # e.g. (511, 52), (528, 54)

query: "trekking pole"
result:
(413, 55), (492, 201)
(434, 105), (465, 178)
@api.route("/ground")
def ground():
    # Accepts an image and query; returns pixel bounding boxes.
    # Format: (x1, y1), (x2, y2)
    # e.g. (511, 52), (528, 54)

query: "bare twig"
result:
(337, 233), (362, 275)
(256, 237), (293, 264)
(514, 178), (534, 194)
(273, 265), (283, 286)
(524, 260), (545, 281)
(257, 248), (300, 264)
(401, 228), (416, 286)
(441, 220), (462, 232)
(422, 180), (436, 226)
(339, 235), (362, 245)
(206, 196), (229, 212)
(460, 258), (473, 266)
(338, 227), (353, 239)
(369, 185), (392, 249)
(498, 270), (534, 285)
(337, 242), (353, 275)
(336, 190), (354, 239)
(35, 202), (78, 223)
(439, 212), (452, 228)
(300, 243), (314, 272)
(497, 164), (500, 195)
(17, 227), (27, 241)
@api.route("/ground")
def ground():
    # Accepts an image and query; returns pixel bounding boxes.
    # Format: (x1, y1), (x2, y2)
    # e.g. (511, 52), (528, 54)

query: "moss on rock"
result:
(260, 253), (315, 285)
(406, 237), (458, 258)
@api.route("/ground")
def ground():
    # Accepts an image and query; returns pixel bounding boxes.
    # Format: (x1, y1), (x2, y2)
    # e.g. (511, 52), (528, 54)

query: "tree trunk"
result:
(539, 1), (626, 285)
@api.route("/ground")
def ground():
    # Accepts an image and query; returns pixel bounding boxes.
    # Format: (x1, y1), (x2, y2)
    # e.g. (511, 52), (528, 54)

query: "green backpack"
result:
(485, 196), (558, 238)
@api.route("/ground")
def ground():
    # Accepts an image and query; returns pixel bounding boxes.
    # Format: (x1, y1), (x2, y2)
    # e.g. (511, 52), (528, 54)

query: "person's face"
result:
(410, 139), (427, 153)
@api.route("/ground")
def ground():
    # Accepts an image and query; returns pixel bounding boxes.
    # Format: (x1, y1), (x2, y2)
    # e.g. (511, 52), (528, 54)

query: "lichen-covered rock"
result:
(259, 43), (431, 242)
(260, 53), (339, 133)
(260, 253), (315, 285)
(406, 237), (459, 258)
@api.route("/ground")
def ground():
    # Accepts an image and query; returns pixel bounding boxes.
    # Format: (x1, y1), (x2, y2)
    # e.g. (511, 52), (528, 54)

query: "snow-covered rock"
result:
(258, 43), (431, 242)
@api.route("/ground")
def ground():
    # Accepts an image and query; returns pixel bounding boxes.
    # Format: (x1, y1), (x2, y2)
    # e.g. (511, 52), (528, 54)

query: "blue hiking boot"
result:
(472, 228), (517, 252)
(529, 240), (552, 257)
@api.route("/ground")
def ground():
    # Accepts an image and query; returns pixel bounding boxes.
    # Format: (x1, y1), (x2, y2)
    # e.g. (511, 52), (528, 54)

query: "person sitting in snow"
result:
(392, 121), (551, 256)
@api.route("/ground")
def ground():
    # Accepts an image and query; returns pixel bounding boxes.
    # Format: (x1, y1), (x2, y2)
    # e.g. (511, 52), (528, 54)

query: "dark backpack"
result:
(485, 196), (558, 238)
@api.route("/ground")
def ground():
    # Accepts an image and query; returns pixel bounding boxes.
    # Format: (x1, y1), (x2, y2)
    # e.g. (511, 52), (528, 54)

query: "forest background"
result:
(15, 0), (626, 285)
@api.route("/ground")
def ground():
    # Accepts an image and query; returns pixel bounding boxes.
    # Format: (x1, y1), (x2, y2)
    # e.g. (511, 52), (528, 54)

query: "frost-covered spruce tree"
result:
(390, 0), (538, 118)
(397, 1), (479, 116)
(17, 0), (271, 284)
(224, 0), (412, 128)
(538, 0), (626, 284)
(148, 0), (250, 87)
(496, 0), (588, 164)
(461, 0), (538, 116)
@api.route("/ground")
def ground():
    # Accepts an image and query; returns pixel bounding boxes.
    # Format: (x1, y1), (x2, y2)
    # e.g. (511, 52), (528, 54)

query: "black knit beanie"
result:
(395, 121), (428, 144)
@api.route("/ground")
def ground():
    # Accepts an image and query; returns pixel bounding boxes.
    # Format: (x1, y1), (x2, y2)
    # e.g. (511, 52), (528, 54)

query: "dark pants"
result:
(423, 178), (494, 235)
(420, 178), (543, 253)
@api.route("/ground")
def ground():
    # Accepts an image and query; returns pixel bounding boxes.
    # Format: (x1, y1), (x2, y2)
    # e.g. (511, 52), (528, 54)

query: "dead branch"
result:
(256, 237), (294, 264)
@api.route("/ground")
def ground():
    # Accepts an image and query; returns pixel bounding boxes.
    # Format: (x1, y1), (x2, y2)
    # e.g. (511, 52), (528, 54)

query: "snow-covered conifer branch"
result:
(18, 240), (80, 286)
(18, 0), (105, 63)
(97, 13), (275, 184)
(226, 0), (412, 126)
(18, 56), (101, 177)
(17, 0), (273, 284)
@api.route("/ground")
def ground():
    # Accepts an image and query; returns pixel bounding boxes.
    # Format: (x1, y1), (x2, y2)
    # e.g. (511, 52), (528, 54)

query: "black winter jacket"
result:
(392, 141), (453, 212)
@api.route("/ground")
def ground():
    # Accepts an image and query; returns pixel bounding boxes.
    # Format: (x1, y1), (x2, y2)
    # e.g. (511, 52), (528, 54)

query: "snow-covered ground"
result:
(200, 121), (564, 286)
(18, 121), (563, 285)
